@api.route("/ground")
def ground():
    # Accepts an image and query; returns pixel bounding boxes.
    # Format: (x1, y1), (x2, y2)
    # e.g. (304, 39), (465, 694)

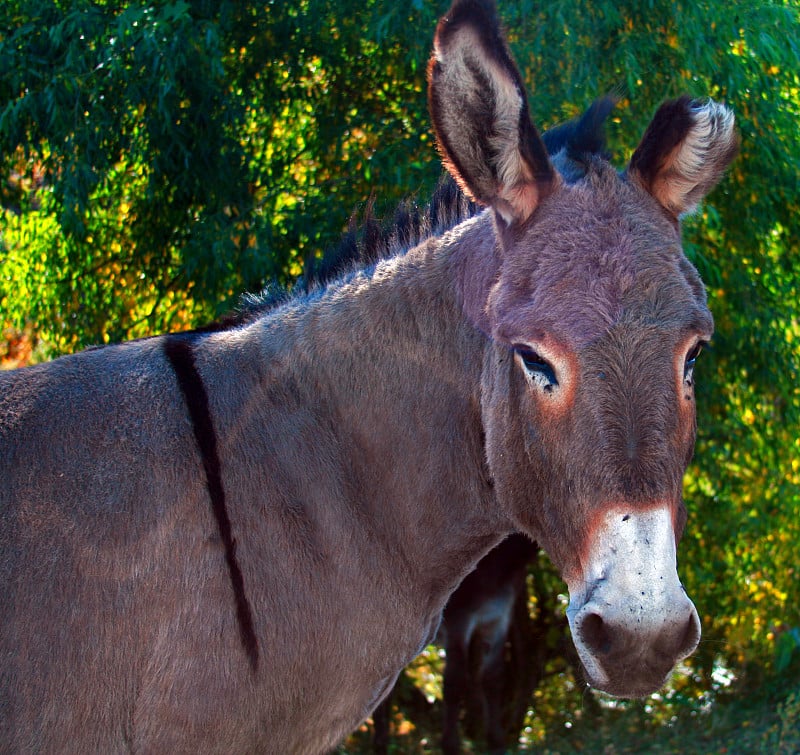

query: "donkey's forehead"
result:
(490, 166), (713, 348)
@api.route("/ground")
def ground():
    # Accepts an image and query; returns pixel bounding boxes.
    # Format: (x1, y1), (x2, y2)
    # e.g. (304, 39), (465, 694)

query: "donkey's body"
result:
(1, 1), (737, 752)
(1, 237), (497, 752)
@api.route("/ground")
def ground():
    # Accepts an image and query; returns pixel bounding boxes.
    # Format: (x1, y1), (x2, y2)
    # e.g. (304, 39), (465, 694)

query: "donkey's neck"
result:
(236, 213), (506, 607)
(312, 219), (504, 564)
(182, 214), (509, 745)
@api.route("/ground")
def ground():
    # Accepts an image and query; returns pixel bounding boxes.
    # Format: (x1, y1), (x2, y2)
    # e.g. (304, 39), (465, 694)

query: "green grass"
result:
(340, 672), (800, 754)
(536, 681), (800, 754)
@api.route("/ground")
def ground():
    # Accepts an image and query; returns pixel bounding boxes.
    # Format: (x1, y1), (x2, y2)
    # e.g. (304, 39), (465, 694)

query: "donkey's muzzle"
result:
(569, 588), (700, 697)
(565, 505), (701, 698)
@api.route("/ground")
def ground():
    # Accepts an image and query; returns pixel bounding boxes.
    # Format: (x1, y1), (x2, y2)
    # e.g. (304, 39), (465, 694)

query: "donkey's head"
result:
(429, 0), (737, 697)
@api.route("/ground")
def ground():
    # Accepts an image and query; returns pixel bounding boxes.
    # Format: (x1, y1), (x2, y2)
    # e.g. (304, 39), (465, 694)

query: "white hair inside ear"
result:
(629, 97), (738, 219)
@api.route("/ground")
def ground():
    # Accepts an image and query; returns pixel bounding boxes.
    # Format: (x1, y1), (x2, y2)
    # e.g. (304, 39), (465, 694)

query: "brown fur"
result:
(0, 0), (736, 751)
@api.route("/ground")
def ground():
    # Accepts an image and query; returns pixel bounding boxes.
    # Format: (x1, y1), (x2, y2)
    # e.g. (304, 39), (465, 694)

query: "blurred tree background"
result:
(1, 0), (798, 750)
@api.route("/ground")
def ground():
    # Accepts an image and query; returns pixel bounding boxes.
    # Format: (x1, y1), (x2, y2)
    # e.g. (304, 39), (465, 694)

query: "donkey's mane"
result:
(306, 174), (478, 291)
(211, 98), (615, 331)
(222, 175), (478, 328)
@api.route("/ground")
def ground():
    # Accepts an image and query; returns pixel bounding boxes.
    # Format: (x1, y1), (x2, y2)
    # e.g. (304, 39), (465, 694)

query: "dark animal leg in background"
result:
(480, 639), (510, 755)
(441, 640), (470, 755)
(371, 696), (390, 755)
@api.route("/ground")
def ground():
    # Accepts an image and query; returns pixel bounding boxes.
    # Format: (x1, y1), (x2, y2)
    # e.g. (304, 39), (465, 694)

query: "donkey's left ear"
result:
(628, 97), (738, 218)
(428, 0), (559, 227)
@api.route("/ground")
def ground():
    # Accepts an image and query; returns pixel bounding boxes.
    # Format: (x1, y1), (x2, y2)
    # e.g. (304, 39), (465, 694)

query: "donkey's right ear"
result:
(427, 0), (559, 227)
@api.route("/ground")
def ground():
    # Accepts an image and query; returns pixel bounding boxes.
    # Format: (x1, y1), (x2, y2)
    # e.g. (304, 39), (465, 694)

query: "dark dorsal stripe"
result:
(163, 335), (260, 672)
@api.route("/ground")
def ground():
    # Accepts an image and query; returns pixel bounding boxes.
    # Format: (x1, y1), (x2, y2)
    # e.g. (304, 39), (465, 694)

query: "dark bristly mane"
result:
(304, 173), (477, 291)
(227, 99), (615, 329)
(235, 174), (479, 323)
(205, 175), (477, 331)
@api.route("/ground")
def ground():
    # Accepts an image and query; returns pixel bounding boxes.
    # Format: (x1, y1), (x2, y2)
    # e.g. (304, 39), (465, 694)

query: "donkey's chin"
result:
(576, 648), (687, 699)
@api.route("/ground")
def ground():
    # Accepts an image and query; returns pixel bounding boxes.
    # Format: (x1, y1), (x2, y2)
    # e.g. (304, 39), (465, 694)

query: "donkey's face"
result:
(483, 167), (713, 696)
(429, 0), (737, 697)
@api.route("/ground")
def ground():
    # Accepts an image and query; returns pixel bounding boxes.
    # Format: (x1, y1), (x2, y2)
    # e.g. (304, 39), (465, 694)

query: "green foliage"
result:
(1, 0), (441, 350)
(341, 671), (800, 753)
(2, 0), (799, 746)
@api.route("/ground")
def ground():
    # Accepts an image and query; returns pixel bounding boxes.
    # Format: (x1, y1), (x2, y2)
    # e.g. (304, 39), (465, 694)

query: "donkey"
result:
(0, 0), (737, 752)
(439, 534), (538, 755)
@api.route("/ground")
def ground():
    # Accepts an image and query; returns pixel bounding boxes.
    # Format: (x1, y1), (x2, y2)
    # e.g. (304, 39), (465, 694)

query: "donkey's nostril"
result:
(677, 609), (702, 658)
(580, 612), (612, 655)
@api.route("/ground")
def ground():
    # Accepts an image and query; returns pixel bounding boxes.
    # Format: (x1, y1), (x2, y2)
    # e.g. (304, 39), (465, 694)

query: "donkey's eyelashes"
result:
(683, 340), (707, 384)
(685, 340), (706, 363)
(515, 346), (559, 390)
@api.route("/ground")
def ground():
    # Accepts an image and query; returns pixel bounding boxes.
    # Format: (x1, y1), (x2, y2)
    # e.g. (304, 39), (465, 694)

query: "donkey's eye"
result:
(684, 341), (706, 384)
(515, 347), (559, 391)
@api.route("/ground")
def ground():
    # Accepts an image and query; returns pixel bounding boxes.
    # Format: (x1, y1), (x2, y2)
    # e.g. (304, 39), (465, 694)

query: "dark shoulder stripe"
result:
(163, 335), (259, 672)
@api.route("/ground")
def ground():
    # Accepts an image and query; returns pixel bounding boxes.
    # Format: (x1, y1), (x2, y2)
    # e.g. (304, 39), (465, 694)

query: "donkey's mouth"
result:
(582, 658), (681, 699)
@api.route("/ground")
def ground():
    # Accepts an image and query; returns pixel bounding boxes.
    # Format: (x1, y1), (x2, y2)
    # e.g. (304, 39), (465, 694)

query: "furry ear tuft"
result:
(427, 0), (557, 226)
(629, 97), (738, 218)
